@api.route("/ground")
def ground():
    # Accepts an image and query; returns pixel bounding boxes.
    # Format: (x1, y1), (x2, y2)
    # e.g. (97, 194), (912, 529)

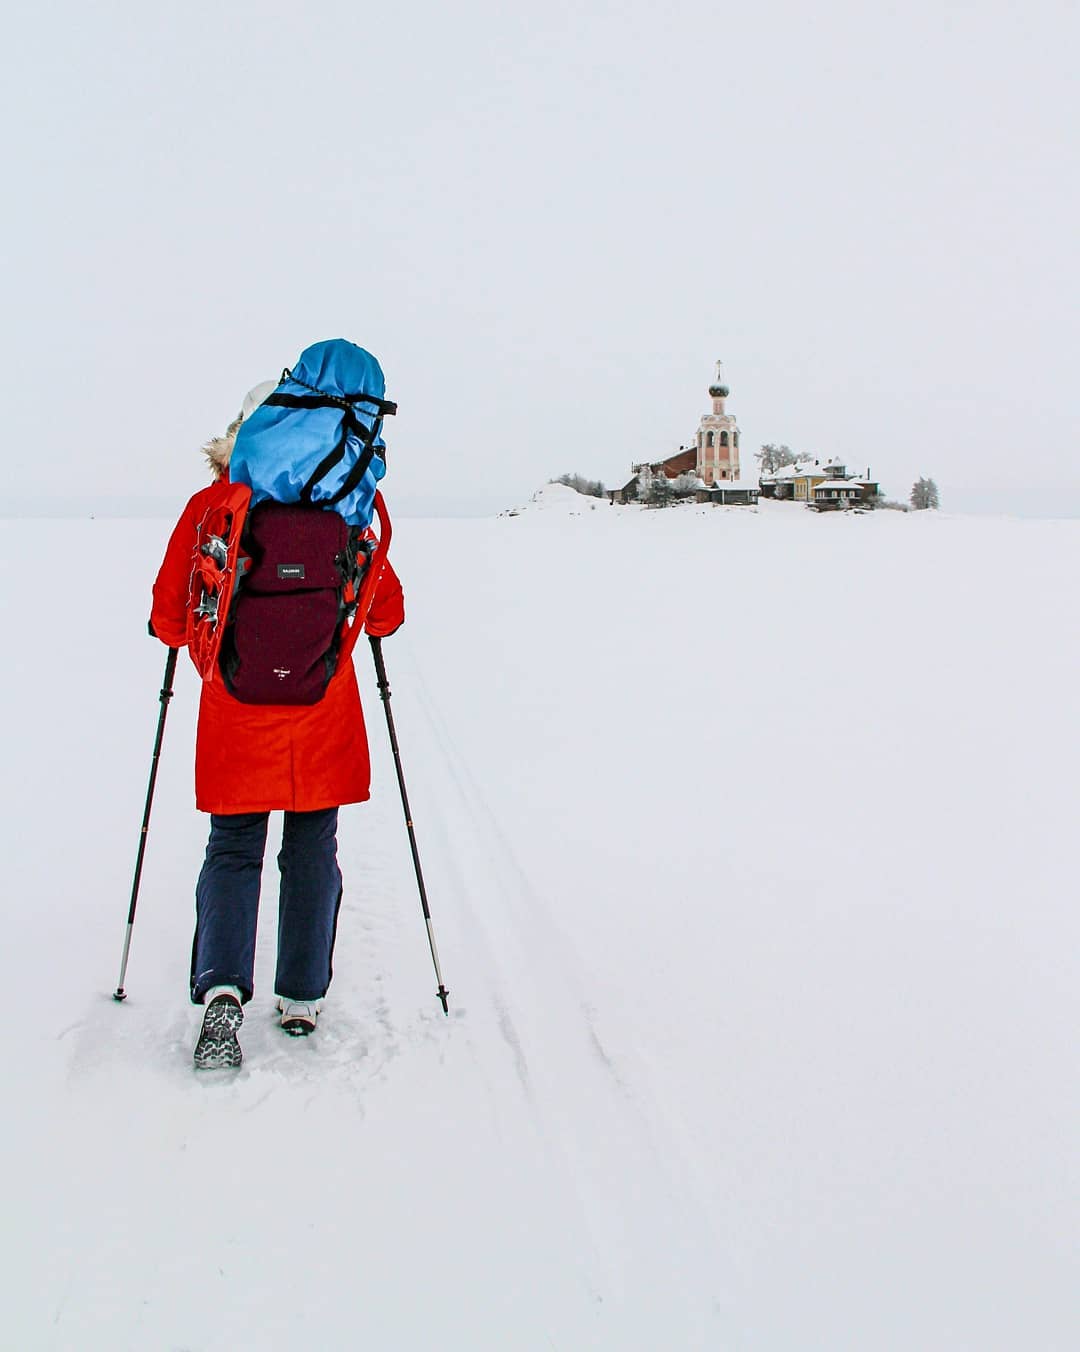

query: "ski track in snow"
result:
(288, 627), (724, 1332)
(401, 636), (723, 1272)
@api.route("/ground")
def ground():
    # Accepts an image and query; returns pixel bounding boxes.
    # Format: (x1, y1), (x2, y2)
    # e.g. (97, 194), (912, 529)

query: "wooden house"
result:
(811, 478), (880, 510)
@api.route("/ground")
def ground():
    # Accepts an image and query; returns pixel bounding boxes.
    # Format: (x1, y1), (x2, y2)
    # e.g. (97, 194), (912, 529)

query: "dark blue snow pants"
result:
(190, 809), (343, 1005)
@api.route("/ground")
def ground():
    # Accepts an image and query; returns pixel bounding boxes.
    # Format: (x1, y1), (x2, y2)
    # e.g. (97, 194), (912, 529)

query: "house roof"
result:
(765, 460), (834, 481)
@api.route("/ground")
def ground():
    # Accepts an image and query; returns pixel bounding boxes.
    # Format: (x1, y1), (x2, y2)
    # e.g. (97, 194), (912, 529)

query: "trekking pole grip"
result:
(370, 634), (389, 693)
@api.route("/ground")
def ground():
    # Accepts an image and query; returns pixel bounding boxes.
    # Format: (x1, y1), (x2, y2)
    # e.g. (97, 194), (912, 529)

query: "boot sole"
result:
(194, 997), (244, 1069)
(277, 997), (319, 1037)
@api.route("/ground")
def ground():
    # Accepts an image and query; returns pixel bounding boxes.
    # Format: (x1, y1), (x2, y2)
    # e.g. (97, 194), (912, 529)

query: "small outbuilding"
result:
(694, 484), (759, 506)
(609, 475), (641, 504)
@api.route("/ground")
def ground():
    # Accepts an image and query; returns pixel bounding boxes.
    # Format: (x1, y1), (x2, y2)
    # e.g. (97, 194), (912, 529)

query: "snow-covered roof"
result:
(765, 461), (823, 481)
(815, 479), (861, 490)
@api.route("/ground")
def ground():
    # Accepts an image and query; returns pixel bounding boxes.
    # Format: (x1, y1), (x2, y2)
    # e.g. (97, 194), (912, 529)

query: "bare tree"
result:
(910, 477), (941, 510)
(756, 443), (799, 476)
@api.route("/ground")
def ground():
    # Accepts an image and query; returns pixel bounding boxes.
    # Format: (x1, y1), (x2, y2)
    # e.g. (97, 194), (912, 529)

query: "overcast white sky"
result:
(2, 0), (1077, 516)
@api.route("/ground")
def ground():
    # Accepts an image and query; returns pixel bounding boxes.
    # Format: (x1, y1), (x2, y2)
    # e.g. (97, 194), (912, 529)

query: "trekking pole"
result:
(369, 636), (450, 1015)
(113, 646), (179, 1001)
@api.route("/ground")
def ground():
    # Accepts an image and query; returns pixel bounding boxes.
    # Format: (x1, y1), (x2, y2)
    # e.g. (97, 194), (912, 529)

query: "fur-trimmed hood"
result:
(202, 380), (277, 480)
(201, 413), (243, 481)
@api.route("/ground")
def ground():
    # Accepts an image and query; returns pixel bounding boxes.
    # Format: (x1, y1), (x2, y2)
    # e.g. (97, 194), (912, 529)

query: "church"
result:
(611, 362), (755, 503)
(693, 360), (741, 485)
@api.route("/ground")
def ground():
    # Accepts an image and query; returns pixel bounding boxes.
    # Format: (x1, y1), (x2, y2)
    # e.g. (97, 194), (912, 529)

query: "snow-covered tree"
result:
(910, 477), (941, 510)
(669, 471), (701, 497)
(756, 444), (799, 476)
(640, 473), (673, 507)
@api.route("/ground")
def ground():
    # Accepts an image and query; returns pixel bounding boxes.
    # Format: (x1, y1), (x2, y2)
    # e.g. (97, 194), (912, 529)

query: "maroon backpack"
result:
(217, 502), (372, 705)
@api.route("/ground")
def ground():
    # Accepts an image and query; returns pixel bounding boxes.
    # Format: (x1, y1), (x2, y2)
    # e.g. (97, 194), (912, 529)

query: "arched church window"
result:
(720, 431), (728, 447)
(706, 431), (714, 448)
(733, 431), (739, 448)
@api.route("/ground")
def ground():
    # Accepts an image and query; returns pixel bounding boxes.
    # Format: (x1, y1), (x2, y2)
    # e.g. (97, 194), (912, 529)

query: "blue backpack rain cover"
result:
(229, 339), (395, 528)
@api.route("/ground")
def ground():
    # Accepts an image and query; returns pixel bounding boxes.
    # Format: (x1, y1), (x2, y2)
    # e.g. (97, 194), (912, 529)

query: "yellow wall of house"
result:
(794, 474), (825, 501)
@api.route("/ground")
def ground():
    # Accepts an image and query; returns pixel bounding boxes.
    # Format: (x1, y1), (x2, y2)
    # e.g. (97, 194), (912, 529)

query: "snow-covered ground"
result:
(4, 488), (1077, 1350)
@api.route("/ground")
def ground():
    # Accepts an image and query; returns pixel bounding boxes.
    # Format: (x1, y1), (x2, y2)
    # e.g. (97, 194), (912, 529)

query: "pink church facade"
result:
(696, 360), (740, 485)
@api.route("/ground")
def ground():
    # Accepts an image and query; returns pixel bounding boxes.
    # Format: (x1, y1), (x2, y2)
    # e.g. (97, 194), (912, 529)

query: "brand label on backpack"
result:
(277, 563), (305, 579)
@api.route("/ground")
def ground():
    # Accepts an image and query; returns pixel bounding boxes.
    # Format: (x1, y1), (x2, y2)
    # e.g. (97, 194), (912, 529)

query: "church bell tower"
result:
(695, 361), (740, 484)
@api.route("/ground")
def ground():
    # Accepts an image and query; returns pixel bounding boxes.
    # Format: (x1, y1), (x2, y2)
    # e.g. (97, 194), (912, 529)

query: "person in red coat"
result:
(150, 381), (404, 1068)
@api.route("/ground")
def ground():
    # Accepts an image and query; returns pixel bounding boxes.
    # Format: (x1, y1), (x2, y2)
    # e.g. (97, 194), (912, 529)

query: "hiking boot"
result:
(193, 986), (244, 1069)
(278, 997), (320, 1037)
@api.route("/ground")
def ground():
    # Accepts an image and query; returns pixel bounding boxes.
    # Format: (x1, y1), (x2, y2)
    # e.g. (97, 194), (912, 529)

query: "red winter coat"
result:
(150, 481), (404, 814)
